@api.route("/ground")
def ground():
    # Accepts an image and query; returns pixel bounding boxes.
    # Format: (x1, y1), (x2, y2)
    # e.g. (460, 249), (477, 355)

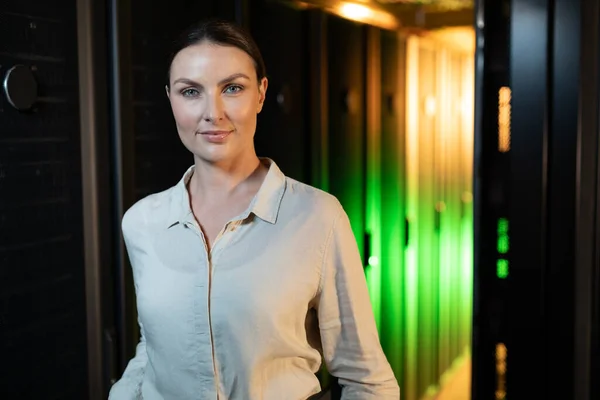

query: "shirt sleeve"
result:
(316, 209), (400, 399)
(108, 207), (149, 400)
(107, 321), (147, 400)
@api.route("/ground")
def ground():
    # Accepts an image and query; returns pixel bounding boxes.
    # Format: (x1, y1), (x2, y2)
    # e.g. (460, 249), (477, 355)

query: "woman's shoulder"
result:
(282, 177), (345, 220)
(121, 185), (180, 233)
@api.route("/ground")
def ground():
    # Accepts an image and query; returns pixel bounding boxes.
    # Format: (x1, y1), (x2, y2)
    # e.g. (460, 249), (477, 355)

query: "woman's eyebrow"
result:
(172, 77), (201, 87)
(218, 73), (251, 85)
(172, 73), (250, 87)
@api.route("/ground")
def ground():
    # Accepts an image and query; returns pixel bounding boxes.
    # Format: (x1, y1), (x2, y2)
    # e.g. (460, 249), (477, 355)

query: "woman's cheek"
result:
(227, 98), (256, 126)
(174, 100), (201, 132)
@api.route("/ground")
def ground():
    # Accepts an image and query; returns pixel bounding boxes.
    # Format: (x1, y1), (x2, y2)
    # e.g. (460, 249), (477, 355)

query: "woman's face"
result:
(167, 42), (267, 164)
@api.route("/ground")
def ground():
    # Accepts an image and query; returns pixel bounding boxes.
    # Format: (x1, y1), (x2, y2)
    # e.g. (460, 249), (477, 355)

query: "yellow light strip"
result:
(495, 343), (507, 399)
(498, 87), (511, 153)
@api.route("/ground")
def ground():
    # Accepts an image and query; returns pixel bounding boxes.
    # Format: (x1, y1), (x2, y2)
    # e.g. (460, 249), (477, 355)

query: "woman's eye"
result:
(181, 88), (199, 97)
(224, 85), (243, 94)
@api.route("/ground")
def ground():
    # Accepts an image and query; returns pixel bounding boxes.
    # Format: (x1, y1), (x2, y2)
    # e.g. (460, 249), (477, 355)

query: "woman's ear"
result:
(257, 77), (268, 113)
(165, 85), (170, 99)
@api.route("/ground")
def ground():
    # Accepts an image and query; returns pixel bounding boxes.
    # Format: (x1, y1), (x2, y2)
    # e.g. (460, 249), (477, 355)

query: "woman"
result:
(109, 18), (399, 400)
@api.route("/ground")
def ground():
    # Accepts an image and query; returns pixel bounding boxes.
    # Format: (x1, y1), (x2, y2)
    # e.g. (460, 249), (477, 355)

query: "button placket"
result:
(179, 219), (218, 393)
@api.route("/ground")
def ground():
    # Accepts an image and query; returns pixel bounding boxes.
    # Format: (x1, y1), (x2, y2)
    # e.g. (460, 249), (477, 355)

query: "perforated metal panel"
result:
(0, 1), (88, 398)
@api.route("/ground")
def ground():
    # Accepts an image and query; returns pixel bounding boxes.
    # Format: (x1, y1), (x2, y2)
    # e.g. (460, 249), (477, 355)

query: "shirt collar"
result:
(166, 157), (286, 228)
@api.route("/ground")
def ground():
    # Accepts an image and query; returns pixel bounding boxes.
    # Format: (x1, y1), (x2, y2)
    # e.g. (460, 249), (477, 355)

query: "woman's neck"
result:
(188, 152), (265, 202)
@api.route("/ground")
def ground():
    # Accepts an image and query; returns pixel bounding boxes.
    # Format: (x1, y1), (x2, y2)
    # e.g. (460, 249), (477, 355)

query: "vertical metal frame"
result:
(471, 1), (486, 397)
(365, 23), (382, 319)
(506, 0), (549, 392)
(108, 0), (137, 373)
(577, 1), (600, 398)
(593, 130), (600, 400)
(471, 0), (510, 397)
(77, 0), (103, 396)
(546, 0), (581, 398)
(379, 27), (406, 389)
(77, 0), (115, 397)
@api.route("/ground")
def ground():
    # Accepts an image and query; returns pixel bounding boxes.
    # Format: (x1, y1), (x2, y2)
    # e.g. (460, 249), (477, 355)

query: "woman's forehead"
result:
(170, 43), (255, 79)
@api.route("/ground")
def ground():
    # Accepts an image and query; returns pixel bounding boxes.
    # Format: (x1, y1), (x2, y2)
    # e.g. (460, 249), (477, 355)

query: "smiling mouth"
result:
(196, 130), (233, 142)
(197, 130), (232, 135)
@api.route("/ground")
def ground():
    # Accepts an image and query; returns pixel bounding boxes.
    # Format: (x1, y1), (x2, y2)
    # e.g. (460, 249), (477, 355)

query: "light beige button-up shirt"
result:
(108, 159), (399, 400)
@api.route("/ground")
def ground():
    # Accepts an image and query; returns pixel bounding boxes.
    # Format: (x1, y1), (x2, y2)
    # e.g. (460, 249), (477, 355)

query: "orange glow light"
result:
(333, 2), (399, 30)
(498, 87), (511, 153)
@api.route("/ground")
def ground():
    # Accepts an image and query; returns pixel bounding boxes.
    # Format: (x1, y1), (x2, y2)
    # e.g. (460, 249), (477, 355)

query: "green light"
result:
(497, 218), (509, 254)
(497, 218), (509, 234)
(497, 218), (510, 278)
(497, 236), (509, 254)
(318, 33), (476, 400)
(497, 259), (509, 279)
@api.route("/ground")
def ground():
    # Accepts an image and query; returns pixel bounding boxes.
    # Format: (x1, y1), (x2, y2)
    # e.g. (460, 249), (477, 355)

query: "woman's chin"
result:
(191, 147), (234, 164)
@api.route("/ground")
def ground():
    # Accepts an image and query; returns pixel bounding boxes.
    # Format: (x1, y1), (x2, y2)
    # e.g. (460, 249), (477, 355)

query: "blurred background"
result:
(1, 0), (599, 399)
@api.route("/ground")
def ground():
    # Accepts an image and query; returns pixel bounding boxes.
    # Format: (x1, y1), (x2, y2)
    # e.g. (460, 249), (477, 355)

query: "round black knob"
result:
(2, 65), (38, 111)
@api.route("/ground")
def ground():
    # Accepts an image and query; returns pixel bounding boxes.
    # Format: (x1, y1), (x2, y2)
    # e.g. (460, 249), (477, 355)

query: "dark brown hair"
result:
(166, 18), (267, 87)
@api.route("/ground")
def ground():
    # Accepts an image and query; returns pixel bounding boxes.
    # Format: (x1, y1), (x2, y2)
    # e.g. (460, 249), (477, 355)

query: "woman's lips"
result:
(197, 130), (232, 143)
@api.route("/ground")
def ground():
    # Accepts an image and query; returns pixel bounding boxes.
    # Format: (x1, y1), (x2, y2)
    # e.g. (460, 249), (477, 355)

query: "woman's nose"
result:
(203, 94), (224, 122)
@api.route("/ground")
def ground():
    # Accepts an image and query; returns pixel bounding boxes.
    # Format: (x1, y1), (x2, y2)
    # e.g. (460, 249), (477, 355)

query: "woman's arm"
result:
(108, 206), (149, 399)
(107, 321), (148, 399)
(316, 208), (400, 399)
